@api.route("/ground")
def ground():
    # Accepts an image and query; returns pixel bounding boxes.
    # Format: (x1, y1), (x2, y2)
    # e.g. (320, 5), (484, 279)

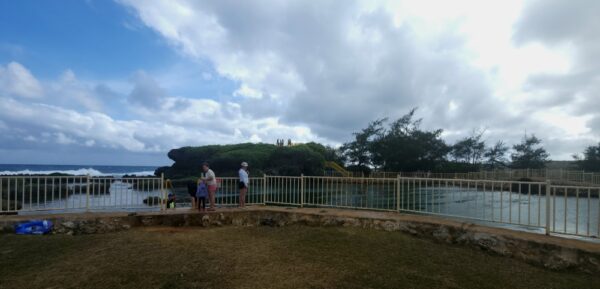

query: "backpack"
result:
(196, 182), (208, 198)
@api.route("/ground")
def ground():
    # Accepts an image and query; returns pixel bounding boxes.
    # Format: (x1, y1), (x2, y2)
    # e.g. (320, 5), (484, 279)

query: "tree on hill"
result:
(304, 142), (344, 164)
(266, 145), (325, 176)
(340, 118), (386, 172)
(341, 108), (450, 172)
(450, 130), (486, 165)
(574, 143), (600, 171)
(510, 134), (549, 169)
(484, 141), (509, 169)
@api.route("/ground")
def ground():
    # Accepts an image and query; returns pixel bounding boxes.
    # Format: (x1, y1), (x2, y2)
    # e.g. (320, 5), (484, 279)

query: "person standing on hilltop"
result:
(238, 162), (249, 208)
(200, 162), (217, 211)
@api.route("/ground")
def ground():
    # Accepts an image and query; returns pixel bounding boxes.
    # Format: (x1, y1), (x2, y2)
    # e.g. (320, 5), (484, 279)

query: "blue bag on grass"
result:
(15, 220), (53, 235)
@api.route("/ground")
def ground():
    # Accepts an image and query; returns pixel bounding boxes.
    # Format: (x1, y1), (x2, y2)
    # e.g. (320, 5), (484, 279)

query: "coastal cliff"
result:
(155, 142), (339, 179)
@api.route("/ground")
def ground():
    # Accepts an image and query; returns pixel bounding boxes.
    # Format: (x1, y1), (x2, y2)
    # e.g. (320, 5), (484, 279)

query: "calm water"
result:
(300, 185), (600, 237)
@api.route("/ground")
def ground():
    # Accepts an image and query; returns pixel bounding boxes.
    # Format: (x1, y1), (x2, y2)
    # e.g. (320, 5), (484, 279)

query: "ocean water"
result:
(0, 164), (158, 176)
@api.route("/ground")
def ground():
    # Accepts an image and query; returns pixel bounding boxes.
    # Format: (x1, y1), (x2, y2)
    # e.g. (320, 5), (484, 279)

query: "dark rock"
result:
(260, 218), (276, 227)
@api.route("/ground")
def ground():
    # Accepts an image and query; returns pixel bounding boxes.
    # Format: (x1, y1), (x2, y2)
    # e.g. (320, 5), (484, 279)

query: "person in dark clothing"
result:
(187, 181), (197, 209)
(165, 179), (176, 209)
(196, 180), (208, 211)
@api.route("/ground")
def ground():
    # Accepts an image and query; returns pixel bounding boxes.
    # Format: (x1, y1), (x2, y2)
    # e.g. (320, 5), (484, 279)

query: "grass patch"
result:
(0, 226), (598, 289)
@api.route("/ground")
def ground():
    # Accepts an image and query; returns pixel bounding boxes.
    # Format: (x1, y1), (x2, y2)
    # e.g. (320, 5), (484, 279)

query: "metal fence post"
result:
(160, 173), (165, 211)
(300, 174), (305, 207)
(263, 174), (267, 205)
(396, 174), (401, 212)
(545, 180), (551, 235)
(86, 175), (91, 212)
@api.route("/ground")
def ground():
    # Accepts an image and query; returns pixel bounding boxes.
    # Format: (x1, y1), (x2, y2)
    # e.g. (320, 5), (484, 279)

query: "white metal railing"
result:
(549, 185), (600, 237)
(355, 169), (600, 186)
(2, 174), (599, 239)
(214, 177), (265, 206)
(264, 176), (302, 206)
(303, 176), (397, 211)
(0, 175), (165, 213)
(398, 177), (550, 231)
(260, 176), (598, 238)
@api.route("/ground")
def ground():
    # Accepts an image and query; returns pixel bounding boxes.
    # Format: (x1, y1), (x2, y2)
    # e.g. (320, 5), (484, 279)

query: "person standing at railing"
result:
(165, 179), (176, 209)
(238, 162), (249, 208)
(196, 180), (208, 212)
(200, 162), (217, 211)
(187, 181), (197, 210)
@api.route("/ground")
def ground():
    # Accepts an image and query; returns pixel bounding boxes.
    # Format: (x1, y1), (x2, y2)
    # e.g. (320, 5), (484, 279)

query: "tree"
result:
(304, 142), (344, 163)
(574, 143), (600, 171)
(340, 119), (386, 170)
(267, 145), (325, 176)
(343, 108), (450, 172)
(484, 141), (509, 169)
(510, 134), (549, 169)
(450, 130), (486, 165)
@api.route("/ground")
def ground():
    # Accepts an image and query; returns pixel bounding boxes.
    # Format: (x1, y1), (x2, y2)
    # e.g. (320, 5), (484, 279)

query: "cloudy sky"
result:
(0, 0), (598, 166)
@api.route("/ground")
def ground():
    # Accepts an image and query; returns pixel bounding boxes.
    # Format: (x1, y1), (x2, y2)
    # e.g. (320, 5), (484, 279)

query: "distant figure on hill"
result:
(238, 162), (249, 208)
(200, 162), (217, 211)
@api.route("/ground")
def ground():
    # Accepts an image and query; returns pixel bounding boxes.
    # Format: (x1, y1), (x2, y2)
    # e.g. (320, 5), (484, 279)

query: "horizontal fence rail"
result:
(1, 174), (599, 239)
(327, 169), (600, 186)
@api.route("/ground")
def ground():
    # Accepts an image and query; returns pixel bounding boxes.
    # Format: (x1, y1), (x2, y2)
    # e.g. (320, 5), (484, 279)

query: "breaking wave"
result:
(0, 168), (156, 177)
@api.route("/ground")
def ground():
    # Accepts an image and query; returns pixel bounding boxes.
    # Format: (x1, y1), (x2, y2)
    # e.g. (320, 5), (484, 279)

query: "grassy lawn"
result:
(0, 226), (598, 289)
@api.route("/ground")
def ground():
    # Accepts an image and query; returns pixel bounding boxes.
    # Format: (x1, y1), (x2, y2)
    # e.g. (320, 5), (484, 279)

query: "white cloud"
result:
(233, 84), (263, 99)
(2, 0), (599, 164)
(115, 0), (600, 159)
(55, 132), (76, 145)
(128, 70), (167, 108)
(0, 62), (325, 157)
(0, 62), (44, 98)
(51, 69), (104, 111)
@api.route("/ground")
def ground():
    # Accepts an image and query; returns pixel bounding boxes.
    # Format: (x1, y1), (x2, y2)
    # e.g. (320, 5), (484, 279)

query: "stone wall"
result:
(1, 208), (599, 274)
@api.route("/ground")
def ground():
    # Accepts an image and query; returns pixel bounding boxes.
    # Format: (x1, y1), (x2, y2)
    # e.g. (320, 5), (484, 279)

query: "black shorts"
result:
(238, 181), (247, 189)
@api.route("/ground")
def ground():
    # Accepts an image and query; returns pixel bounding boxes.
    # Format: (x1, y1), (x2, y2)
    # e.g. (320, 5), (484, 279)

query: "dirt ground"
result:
(0, 225), (598, 289)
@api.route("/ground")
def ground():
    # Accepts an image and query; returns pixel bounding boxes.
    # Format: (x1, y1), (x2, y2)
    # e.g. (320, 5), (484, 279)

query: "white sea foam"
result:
(0, 168), (155, 177)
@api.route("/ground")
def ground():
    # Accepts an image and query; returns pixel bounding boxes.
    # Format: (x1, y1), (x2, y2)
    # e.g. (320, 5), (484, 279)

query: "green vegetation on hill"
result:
(155, 110), (600, 180)
(155, 142), (340, 179)
(575, 143), (600, 171)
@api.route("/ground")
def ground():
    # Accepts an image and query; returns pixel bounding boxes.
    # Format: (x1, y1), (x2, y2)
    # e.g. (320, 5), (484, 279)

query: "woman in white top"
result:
(238, 162), (249, 208)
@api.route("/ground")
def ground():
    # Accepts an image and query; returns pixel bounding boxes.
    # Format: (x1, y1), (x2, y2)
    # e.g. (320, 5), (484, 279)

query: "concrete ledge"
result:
(1, 206), (599, 273)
